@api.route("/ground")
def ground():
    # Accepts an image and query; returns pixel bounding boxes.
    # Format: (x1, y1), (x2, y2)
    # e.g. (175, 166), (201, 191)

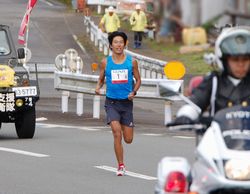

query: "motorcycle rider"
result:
(168, 26), (250, 126)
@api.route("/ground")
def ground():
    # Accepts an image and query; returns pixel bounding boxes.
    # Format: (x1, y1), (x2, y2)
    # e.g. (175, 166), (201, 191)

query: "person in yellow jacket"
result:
(99, 6), (120, 35)
(129, 4), (147, 48)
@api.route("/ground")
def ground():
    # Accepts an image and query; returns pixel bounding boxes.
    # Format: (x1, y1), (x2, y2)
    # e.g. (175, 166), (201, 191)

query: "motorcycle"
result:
(155, 83), (250, 194)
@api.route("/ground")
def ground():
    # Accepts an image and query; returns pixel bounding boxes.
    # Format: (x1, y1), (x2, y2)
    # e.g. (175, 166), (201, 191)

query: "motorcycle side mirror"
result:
(158, 82), (202, 114)
(17, 48), (25, 59)
(158, 81), (181, 97)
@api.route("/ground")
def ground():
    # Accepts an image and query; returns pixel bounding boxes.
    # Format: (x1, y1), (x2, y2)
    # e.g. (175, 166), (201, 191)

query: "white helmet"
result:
(215, 26), (250, 72)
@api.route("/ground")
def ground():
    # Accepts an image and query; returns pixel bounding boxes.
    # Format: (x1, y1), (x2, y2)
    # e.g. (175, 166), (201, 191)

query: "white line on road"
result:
(142, 133), (163, 137)
(94, 165), (157, 181)
(173, 136), (195, 139)
(36, 123), (102, 131)
(73, 34), (89, 57)
(40, 0), (54, 6)
(0, 147), (49, 158)
(36, 117), (48, 122)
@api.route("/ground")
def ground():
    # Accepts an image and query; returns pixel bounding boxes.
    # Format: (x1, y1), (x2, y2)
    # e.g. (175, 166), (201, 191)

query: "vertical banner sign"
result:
(18, 0), (38, 45)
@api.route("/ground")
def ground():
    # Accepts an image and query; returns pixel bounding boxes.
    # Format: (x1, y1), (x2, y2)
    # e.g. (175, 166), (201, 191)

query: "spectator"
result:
(156, 0), (184, 42)
(99, 6), (120, 35)
(129, 4), (147, 49)
(167, 27), (250, 127)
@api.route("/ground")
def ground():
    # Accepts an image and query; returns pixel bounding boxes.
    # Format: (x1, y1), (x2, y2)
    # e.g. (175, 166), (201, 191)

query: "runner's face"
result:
(112, 36), (125, 54)
(227, 56), (250, 79)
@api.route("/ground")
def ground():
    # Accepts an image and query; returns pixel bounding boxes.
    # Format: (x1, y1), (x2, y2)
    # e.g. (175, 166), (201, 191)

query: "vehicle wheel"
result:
(15, 107), (36, 139)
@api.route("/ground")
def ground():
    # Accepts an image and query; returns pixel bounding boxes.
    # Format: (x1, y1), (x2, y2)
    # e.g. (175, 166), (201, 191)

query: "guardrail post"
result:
(90, 29), (94, 42)
(86, 20), (90, 34)
(99, 40), (103, 52)
(164, 100), (172, 125)
(62, 91), (70, 113)
(97, 5), (102, 14)
(157, 73), (163, 79)
(140, 68), (145, 78)
(151, 71), (156, 79)
(76, 93), (84, 116)
(93, 95), (100, 119)
(76, 56), (84, 116)
(98, 30), (103, 52)
(94, 32), (99, 47)
(146, 69), (151, 78)
(104, 44), (108, 56)
(61, 54), (70, 113)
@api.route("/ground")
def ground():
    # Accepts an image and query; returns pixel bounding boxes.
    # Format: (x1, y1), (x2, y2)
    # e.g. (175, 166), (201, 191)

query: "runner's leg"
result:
(122, 125), (133, 144)
(110, 121), (124, 165)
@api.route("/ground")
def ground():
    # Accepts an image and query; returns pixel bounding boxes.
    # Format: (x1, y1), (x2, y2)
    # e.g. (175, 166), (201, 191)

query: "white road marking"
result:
(41, 0), (54, 6)
(142, 133), (163, 137)
(173, 136), (195, 139)
(94, 165), (157, 180)
(0, 147), (49, 158)
(36, 123), (172, 138)
(36, 123), (103, 131)
(73, 34), (88, 56)
(36, 117), (48, 122)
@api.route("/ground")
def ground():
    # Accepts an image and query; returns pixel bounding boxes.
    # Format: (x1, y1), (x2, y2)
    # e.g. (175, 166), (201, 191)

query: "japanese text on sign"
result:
(0, 93), (15, 112)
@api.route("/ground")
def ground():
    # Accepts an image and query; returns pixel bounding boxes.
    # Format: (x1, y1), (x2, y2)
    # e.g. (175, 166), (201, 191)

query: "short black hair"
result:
(108, 31), (128, 45)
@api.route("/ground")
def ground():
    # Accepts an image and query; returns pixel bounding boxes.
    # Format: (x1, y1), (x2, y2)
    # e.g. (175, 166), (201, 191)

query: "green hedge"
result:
(57, 0), (72, 6)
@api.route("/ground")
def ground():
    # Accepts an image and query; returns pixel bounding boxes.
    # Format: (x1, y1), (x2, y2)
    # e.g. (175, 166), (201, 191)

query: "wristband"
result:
(133, 90), (137, 96)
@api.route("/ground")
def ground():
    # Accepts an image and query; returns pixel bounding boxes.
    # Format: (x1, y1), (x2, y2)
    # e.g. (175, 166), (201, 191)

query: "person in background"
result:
(95, 31), (141, 176)
(99, 6), (120, 35)
(167, 26), (250, 127)
(130, 4), (147, 49)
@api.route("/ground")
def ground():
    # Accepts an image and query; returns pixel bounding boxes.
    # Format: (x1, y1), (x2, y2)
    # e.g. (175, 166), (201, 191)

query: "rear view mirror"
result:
(159, 82), (181, 97)
(17, 48), (25, 59)
(159, 82), (202, 114)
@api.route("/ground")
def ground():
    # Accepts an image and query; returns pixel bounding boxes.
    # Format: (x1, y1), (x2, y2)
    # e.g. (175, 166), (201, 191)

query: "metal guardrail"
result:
(54, 70), (183, 124)
(54, 71), (183, 99)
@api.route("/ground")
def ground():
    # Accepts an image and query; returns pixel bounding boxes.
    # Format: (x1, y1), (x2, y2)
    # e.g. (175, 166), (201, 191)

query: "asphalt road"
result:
(0, 122), (196, 194)
(0, 1), (195, 194)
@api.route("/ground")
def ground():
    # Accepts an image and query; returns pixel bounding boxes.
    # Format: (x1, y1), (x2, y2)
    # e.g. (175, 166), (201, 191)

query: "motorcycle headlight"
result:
(225, 159), (250, 180)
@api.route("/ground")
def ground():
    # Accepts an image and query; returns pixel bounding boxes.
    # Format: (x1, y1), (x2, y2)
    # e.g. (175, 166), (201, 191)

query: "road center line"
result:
(94, 165), (157, 181)
(0, 147), (49, 158)
(36, 117), (48, 121)
(142, 133), (163, 137)
(173, 136), (195, 139)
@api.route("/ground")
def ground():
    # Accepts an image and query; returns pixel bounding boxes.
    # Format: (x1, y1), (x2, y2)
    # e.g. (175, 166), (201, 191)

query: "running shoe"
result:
(116, 164), (126, 176)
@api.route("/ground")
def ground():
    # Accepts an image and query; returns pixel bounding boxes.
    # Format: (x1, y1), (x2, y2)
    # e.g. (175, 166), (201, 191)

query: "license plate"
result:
(12, 86), (37, 97)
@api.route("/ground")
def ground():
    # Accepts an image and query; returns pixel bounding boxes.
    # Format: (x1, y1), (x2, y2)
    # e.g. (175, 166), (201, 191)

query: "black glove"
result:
(166, 116), (195, 127)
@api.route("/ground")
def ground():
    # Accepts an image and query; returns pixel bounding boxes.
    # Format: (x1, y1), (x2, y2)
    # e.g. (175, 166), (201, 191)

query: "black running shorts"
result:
(105, 97), (134, 127)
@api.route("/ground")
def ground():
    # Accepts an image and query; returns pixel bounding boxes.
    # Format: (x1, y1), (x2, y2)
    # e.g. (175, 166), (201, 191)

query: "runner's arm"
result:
(128, 59), (141, 100)
(95, 58), (106, 95)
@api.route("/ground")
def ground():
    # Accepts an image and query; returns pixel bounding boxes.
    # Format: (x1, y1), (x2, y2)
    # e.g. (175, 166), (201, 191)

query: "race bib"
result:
(111, 69), (128, 84)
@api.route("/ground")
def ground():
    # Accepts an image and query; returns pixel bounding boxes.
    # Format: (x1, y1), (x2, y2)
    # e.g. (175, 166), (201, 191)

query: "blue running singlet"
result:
(105, 55), (133, 99)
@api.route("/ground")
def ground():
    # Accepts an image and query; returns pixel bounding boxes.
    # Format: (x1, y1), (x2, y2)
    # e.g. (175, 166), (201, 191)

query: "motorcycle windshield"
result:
(214, 105), (250, 151)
